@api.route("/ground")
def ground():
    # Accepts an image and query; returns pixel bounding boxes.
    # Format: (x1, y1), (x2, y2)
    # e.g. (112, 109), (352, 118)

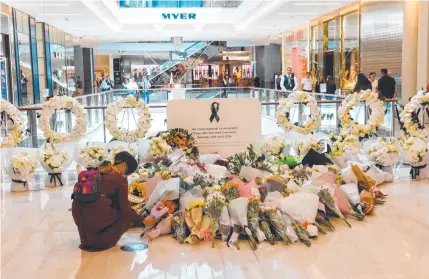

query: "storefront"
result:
(0, 6), (13, 102)
(282, 29), (308, 88)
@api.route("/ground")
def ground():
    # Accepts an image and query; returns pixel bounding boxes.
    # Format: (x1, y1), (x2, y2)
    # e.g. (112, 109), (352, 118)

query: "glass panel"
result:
(15, 10), (23, 33)
(36, 23), (43, 40)
(18, 32), (34, 104)
(310, 26), (319, 77)
(341, 11), (359, 91)
(38, 57), (45, 75)
(22, 14), (29, 34)
(51, 43), (67, 95)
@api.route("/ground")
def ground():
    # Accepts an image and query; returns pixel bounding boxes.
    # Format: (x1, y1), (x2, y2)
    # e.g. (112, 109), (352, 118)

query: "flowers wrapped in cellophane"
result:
(328, 130), (360, 168)
(128, 180), (147, 212)
(400, 136), (429, 179)
(340, 183), (369, 216)
(260, 202), (291, 245)
(172, 213), (190, 244)
(317, 185), (352, 228)
(39, 142), (73, 187)
(227, 197), (258, 250)
(107, 141), (138, 162)
(6, 148), (39, 192)
(247, 196), (266, 243)
(366, 138), (400, 169)
(204, 191), (227, 247)
(75, 141), (107, 169)
(184, 200), (205, 244)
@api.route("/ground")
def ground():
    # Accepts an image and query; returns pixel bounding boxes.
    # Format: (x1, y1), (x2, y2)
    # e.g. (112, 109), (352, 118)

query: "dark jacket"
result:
(377, 76), (396, 99)
(72, 170), (140, 251)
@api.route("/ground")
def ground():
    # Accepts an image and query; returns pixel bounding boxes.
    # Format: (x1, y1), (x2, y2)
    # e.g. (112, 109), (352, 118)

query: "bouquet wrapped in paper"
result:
(366, 138), (400, 172)
(297, 136), (326, 156)
(145, 177), (180, 209)
(107, 141), (138, 162)
(172, 213), (190, 244)
(231, 176), (258, 198)
(400, 136), (429, 179)
(75, 141), (107, 169)
(333, 185), (364, 220)
(328, 130), (360, 168)
(6, 148), (39, 192)
(204, 191), (227, 247)
(340, 183), (369, 216)
(221, 182), (239, 202)
(247, 196), (266, 243)
(317, 185), (352, 228)
(227, 197), (258, 250)
(40, 142), (73, 187)
(254, 133), (291, 161)
(261, 202), (291, 244)
(278, 192), (320, 238)
(184, 200), (205, 244)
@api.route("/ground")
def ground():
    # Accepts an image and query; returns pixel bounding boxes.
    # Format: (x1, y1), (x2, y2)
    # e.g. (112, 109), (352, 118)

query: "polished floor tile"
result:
(1, 171), (429, 279)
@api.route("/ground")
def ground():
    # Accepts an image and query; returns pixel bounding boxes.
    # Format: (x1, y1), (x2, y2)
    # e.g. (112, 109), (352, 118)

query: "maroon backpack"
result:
(72, 170), (101, 203)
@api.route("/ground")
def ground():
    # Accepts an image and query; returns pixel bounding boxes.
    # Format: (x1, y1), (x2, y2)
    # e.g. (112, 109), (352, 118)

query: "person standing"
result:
(76, 76), (83, 96)
(315, 74), (326, 96)
(253, 75), (260, 88)
(141, 76), (151, 104)
(280, 67), (298, 91)
(221, 75), (228, 98)
(275, 73), (282, 90)
(369, 72), (378, 93)
(353, 73), (372, 92)
(377, 68), (396, 99)
(301, 72), (313, 92)
(326, 75), (336, 100)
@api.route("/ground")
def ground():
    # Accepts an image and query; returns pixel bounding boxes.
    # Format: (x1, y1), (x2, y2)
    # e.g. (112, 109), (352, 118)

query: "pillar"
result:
(401, 0), (419, 104)
(417, 1), (429, 90)
(74, 46), (94, 94)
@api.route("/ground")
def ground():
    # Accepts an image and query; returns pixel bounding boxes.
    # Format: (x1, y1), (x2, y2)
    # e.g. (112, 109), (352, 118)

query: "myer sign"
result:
(162, 13), (196, 20)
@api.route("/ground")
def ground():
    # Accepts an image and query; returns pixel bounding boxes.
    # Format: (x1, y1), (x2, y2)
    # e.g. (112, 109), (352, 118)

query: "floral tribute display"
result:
(399, 90), (429, 141)
(0, 98), (26, 148)
(78, 142), (107, 169)
(8, 150), (39, 192)
(338, 90), (385, 140)
(368, 138), (400, 168)
(39, 95), (87, 142)
(40, 142), (72, 187)
(400, 136), (428, 179)
(276, 91), (321, 135)
(105, 95), (151, 142)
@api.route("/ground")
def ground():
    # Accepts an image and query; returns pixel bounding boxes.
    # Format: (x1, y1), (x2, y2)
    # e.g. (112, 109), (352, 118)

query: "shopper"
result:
(353, 73), (372, 92)
(369, 72), (378, 93)
(326, 75), (336, 99)
(76, 76), (83, 96)
(301, 72), (313, 92)
(253, 75), (261, 88)
(275, 73), (282, 90)
(221, 75), (228, 98)
(141, 76), (151, 104)
(72, 151), (143, 252)
(314, 74), (326, 100)
(377, 68), (396, 99)
(280, 67), (298, 91)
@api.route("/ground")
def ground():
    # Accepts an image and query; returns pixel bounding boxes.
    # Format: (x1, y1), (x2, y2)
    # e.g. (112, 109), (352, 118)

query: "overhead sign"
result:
(162, 13), (196, 20)
(167, 98), (261, 157)
(170, 51), (188, 61)
(222, 55), (251, 61)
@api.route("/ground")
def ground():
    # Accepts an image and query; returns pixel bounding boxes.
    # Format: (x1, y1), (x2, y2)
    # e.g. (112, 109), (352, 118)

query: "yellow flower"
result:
(186, 200), (204, 211)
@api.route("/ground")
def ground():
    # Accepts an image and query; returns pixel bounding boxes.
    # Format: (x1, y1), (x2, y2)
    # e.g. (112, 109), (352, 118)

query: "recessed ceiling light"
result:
(38, 14), (84, 16)
(294, 2), (341, 5)
(278, 12), (319, 15)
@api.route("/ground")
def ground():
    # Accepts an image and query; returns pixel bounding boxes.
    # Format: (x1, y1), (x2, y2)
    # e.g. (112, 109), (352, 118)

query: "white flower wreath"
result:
(0, 98), (25, 148)
(105, 95), (151, 142)
(338, 90), (385, 139)
(399, 90), (429, 141)
(276, 91), (321, 135)
(40, 96), (87, 143)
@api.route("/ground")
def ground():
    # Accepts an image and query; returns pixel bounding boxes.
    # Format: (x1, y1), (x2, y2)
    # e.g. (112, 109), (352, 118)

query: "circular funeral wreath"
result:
(338, 90), (385, 140)
(0, 98), (25, 148)
(40, 95), (87, 142)
(399, 90), (429, 141)
(276, 91), (321, 135)
(105, 95), (151, 142)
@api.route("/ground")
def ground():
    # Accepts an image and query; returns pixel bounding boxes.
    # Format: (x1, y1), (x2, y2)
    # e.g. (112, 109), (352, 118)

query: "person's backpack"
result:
(72, 170), (101, 202)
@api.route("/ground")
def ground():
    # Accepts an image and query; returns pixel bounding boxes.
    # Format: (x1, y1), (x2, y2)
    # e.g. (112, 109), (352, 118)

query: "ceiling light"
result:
(278, 12), (319, 15)
(18, 3), (70, 7)
(294, 2), (341, 6)
(38, 14), (84, 16)
(66, 28), (89, 30)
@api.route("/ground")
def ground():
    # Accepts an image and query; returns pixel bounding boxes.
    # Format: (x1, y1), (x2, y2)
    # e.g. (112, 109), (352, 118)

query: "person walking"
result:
(280, 67), (298, 91)
(221, 75), (228, 98)
(72, 151), (143, 251)
(315, 74), (326, 100)
(76, 76), (83, 96)
(369, 72), (378, 93)
(353, 73), (372, 92)
(301, 72), (313, 92)
(141, 76), (151, 104)
(377, 68), (396, 99)
(253, 75), (261, 88)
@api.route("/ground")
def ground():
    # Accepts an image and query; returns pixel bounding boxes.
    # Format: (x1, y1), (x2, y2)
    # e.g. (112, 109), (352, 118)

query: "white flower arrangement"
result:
(368, 138), (400, 167)
(338, 90), (385, 139)
(297, 137), (325, 155)
(40, 144), (69, 173)
(329, 130), (360, 156)
(276, 91), (321, 135)
(0, 98), (25, 148)
(399, 90), (429, 141)
(39, 95), (87, 143)
(400, 136), (428, 166)
(109, 143), (137, 162)
(149, 137), (172, 158)
(105, 95), (151, 142)
(79, 143), (107, 168)
(260, 136), (285, 159)
(10, 151), (38, 186)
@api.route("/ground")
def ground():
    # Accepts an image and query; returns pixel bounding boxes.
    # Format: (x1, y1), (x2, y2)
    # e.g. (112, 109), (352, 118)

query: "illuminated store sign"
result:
(162, 13), (196, 20)
(170, 51), (188, 61)
(222, 56), (250, 61)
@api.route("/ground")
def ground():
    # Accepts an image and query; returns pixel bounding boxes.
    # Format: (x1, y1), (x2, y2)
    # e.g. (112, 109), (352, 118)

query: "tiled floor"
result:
(1, 172), (429, 279)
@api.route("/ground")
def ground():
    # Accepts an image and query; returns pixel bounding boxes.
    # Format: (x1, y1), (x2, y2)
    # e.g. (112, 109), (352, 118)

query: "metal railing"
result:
(14, 87), (397, 148)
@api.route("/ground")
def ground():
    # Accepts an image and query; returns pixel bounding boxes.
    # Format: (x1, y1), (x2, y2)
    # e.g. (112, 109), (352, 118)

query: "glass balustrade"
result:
(14, 87), (397, 148)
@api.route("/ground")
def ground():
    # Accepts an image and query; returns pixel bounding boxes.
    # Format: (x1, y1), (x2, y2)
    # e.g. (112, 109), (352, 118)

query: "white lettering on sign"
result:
(222, 55), (251, 61)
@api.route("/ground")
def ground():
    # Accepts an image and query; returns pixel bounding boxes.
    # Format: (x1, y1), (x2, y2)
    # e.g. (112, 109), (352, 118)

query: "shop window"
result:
(340, 11), (359, 91)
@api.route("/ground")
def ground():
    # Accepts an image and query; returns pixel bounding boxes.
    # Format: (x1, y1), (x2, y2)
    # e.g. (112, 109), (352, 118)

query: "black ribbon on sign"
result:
(49, 172), (64, 186)
(11, 179), (28, 188)
(410, 165), (427, 180)
(209, 102), (220, 123)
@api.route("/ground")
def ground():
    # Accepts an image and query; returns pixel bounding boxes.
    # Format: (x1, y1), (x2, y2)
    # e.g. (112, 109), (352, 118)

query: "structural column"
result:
(417, 1), (429, 90)
(74, 46), (94, 94)
(401, 0), (419, 104)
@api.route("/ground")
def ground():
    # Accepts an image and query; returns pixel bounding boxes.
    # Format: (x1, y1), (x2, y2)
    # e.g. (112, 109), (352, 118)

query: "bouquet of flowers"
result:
(172, 213), (190, 244)
(227, 197), (258, 250)
(76, 142), (107, 169)
(204, 191), (227, 247)
(158, 129), (199, 161)
(339, 183), (368, 216)
(247, 196), (266, 243)
(261, 202), (291, 244)
(8, 148), (39, 192)
(184, 200), (205, 244)
(328, 130), (360, 168)
(108, 141), (138, 162)
(40, 142), (72, 187)
(149, 136), (173, 158)
(227, 145), (271, 176)
(297, 137), (325, 156)
(221, 182), (239, 202)
(317, 185), (352, 228)
(368, 138), (400, 168)
(259, 136), (286, 161)
(400, 136), (429, 179)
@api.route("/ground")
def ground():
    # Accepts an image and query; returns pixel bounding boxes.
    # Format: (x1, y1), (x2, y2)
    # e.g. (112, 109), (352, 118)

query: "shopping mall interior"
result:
(1, 0), (429, 278)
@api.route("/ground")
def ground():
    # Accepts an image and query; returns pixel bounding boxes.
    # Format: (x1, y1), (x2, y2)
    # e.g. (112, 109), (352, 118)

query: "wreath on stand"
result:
(0, 98), (26, 148)
(399, 90), (429, 141)
(40, 96), (87, 143)
(105, 95), (151, 142)
(338, 90), (385, 141)
(276, 91), (321, 135)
